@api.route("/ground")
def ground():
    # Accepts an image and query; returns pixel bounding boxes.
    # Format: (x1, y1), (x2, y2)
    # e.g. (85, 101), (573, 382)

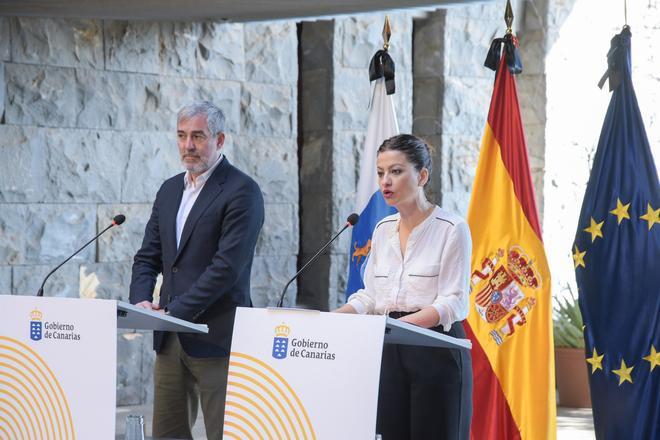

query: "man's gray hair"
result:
(177, 101), (226, 136)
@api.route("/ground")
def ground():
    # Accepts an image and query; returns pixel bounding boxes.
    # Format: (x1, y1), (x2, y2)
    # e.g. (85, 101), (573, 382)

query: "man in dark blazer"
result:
(129, 101), (264, 439)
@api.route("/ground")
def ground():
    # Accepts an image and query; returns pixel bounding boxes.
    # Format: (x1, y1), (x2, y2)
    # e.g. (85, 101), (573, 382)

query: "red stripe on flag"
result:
(465, 322), (521, 440)
(486, 56), (543, 241)
(476, 285), (493, 307)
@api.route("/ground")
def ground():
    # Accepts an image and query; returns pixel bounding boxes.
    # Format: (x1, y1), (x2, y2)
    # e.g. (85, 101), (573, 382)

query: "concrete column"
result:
(412, 10), (447, 204)
(298, 20), (335, 310)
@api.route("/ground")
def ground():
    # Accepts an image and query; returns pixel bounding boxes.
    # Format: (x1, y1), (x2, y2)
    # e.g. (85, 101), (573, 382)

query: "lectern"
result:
(223, 307), (470, 439)
(0, 295), (206, 440)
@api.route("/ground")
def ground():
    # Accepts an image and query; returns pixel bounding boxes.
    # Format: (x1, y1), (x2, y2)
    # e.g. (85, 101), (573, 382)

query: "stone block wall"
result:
(422, 4), (502, 217)
(413, 1), (547, 219)
(0, 17), (299, 405)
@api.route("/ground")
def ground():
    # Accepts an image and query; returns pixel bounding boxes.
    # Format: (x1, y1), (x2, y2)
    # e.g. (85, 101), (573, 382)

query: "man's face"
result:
(177, 115), (224, 177)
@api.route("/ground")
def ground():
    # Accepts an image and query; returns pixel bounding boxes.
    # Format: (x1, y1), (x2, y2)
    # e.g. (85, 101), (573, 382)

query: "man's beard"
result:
(183, 159), (210, 175)
(181, 154), (213, 174)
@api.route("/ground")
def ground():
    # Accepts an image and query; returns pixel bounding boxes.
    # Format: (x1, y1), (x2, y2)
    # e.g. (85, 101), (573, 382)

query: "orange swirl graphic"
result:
(227, 381), (286, 439)
(0, 336), (75, 440)
(224, 352), (316, 440)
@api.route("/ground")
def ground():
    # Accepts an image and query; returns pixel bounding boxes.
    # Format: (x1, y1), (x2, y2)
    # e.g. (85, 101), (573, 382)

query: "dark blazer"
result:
(129, 158), (264, 358)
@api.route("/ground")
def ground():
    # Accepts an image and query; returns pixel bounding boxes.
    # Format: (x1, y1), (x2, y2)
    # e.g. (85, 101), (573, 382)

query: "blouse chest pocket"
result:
(407, 264), (440, 294)
(372, 266), (390, 295)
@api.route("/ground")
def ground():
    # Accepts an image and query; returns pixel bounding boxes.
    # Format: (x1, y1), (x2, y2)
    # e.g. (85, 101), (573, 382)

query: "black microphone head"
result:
(112, 214), (126, 226)
(346, 213), (359, 226)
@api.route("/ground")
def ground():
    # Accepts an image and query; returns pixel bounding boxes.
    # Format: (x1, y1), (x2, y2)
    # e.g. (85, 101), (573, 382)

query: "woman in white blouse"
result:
(336, 134), (472, 440)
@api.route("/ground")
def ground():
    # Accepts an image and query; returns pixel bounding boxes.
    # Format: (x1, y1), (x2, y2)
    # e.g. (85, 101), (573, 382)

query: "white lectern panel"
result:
(0, 295), (116, 440)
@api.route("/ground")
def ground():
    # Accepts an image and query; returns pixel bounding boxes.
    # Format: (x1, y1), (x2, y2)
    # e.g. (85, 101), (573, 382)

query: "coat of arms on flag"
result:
(471, 246), (541, 345)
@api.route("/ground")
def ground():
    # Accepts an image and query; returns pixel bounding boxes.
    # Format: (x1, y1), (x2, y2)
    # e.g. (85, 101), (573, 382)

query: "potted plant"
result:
(553, 290), (592, 408)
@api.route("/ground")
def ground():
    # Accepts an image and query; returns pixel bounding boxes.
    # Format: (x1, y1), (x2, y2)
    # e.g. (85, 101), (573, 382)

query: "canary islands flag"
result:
(465, 33), (556, 439)
(573, 27), (659, 438)
(345, 50), (398, 299)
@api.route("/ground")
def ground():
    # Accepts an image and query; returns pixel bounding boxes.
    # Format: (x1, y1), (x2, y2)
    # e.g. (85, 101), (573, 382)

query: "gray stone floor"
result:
(116, 405), (595, 439)
(556, 408), (596, 439)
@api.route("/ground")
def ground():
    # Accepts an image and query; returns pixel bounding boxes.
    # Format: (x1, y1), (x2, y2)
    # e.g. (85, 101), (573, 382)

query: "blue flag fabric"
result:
(573, 27), (659, 439)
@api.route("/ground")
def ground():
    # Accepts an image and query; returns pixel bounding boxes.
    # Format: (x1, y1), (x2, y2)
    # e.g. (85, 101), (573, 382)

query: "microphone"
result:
(36, 214), (126, 297)
(277, 213), (359, 307)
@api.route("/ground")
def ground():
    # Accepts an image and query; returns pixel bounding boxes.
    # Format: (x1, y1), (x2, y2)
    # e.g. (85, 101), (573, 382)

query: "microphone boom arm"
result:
(276, 222), (351, 308)
(36, 219), (122, 297)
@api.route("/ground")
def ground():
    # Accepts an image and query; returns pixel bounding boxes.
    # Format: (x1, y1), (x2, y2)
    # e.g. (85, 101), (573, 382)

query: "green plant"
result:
(553, 290), (585, 349)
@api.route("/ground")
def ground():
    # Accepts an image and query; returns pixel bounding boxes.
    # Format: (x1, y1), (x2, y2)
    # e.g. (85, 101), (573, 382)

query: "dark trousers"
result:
(153, 334), (229, 440)
(376, 321), (472, 440)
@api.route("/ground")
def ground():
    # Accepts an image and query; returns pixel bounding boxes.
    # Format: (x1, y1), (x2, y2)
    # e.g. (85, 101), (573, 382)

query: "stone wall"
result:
(0, 17), (299, 405)
(413, 1), (547, 218)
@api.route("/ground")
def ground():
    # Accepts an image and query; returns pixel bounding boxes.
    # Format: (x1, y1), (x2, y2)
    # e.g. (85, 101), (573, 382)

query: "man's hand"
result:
(135, 301), (161, 311)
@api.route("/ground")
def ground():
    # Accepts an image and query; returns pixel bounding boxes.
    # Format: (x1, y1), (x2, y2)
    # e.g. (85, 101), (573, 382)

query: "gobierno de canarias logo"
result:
(271, 323), (336, 361)
(0, 336), (75, 439)
(28, 308), (81, 343)
(30, 309), (43, 342)
(272, 323), (290, 360)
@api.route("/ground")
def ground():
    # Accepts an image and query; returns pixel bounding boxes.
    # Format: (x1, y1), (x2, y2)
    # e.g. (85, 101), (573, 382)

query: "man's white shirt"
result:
(175, 155), (223, 249)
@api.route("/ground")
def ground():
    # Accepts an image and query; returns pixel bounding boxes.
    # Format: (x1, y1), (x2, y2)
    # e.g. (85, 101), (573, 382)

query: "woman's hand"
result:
(333, 304), (358, 314)
(398, 306), (441, 328)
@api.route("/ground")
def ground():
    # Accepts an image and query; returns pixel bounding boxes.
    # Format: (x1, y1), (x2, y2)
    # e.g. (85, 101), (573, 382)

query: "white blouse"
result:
(347, 206), (472, 331)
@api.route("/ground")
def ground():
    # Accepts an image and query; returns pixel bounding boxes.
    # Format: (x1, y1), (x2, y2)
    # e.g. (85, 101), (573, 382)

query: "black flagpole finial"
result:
(369, 16), (396, 94)
(505, 0), (514, 34)
(484, 0), (523, 74)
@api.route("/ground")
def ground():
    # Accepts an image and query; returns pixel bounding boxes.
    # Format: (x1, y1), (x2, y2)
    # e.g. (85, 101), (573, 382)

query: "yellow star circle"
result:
(586, 348), (604, 374)
(609, 198), (631, 225)
(643, 345), (660, 372)
(583, 217), (604, 242)
(572, 245), (586, 269)
(639, 203), (659, 230)
(612, 359), (634, 385)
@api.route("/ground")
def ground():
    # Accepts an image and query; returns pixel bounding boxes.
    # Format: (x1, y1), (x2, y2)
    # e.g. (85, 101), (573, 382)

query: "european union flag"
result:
(573, 27), (659, 438)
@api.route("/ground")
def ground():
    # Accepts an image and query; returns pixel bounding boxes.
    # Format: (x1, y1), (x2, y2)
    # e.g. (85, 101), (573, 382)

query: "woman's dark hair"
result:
(377, 134), (432, 185)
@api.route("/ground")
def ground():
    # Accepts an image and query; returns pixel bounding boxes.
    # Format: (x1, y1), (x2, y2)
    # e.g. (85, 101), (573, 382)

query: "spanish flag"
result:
(465, 35), (556, 439)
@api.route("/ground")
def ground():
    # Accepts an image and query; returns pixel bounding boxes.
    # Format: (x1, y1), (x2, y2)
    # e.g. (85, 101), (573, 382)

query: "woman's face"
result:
(376, 150), (427, 207)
